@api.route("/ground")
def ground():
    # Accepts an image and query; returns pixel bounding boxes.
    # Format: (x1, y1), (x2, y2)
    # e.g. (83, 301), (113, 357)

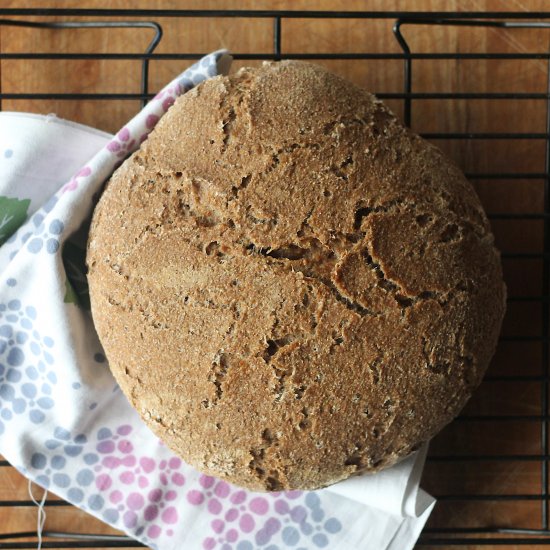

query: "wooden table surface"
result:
(1, 0), (549, 549)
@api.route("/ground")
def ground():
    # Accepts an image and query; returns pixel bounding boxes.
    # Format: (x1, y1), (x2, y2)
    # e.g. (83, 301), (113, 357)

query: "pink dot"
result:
(161, 506), (178, 524)
(107, 141), (121, 153)
(117, 127), (130, 142)
(162, 97), (175, 112)
(138, 476), (149, 488)
(169, 457), (181, 469)
(199, 475), (215, 489)
(208, 498), (222, 515)
(239, 513), (255, 533)
(117, 440), (133, 454)
(230, 490), (246, 505)
(160, 472), (168, 485)
(117, 425), (132, 436)
(120, 471), (135, 485)
(140, 457), (155, 473)
(95, 474), (112, 491)
(212, 519), (224, 533)
(147, 525), (161, 539)
(249, 497), (268, 515)
(165, 490), (177, 501)
(127, 492), (145, 511)
(167, 529), (174, 536)
(172, 472), (185, 486)
(121, 455), (136, 467)
(160, 460), (167, 469)
(286, 490), (302, 499)
(203, 538), (216, 550)
(225, 508), (239, 522)
(140, 133), (149, 143)
(214, 481), (230, 498)
(148, 489), (163, 502)
(77, 166), (92, 177)
(146, 114), (159, 129)
(226, 529), (238, 543)
(97, 441), (115, 454)
(144, 504), (158, 521)
(275, 500), (289, 514)
(123, 511), (137, 528)
(109, 490), (123, 504)
(187, 490), (204, 505)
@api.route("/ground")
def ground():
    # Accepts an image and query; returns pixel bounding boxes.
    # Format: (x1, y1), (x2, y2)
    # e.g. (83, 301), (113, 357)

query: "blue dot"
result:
(6, 314), (17, 322)
(45, 439), (61, 450)
(306, 493), (321, 509)
(74, 434), (87, 444)
(0, 325), (12, 338)
(51, 455), (66, 469)
(4, 149), (13, 158)
(97, 427), (112, 440)
(37, 361), (45, 373)
(300, 522), (313, 536)
(16, 332), (27, 345)
(26, 366), (38, 380)
(1, 408), (12, 420)
(0, 342), (5, 356)
(42, 383), (51, 395)
(25, 307), (36, 320)
(94, 353), (106, 363)
(88, 494), (104, 511)
(54, 427), (70, 440)
(0, 384), (15, 401)
(20, 319), (32, 330)
(312, 534), (328, 548)
(83, 453), (99, 465)
(0, 363), (4, 377)
(64, 445), (82, 457)
(282, 526), (300, 546)
(49, 220), (64, 235)
(35, 475), (50, 488)
(7, 347), (24, 366)
(72, 382), (81, 389)
(44, 352), (53, 365)
(53, 473), (70, 488)
(236, 543), (253, 550)
(46, 372), (57, 384)
(32, 214), (44, 228)
(68, 487), (84, 503)
(43, 336), (54, 348)
(8, 300), (20, 311)
(46, 239), (59, 254)
(31, 453), (47, 469)
(324, 518), (342, 534)
(6, 368), (21, 383)
(12, 398), (25, 413)
(43, 196), (57, 213)
(29, 409), (45, 423)
(312, 509), (324, 522)
(21, 383), (37, 398)
(76, 468), (94, 486)
(6, 278), (16, 287)
(37, 397), (54, 410)
(27, 238), (43, 254)
(103, 508), (119, 522)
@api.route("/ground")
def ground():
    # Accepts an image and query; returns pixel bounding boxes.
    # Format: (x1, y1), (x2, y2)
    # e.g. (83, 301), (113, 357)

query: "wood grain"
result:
(0, 2), (548, 549)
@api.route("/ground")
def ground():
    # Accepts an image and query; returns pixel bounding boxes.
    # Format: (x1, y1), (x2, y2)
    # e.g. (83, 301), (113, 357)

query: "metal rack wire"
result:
(0, 8), (548, 548)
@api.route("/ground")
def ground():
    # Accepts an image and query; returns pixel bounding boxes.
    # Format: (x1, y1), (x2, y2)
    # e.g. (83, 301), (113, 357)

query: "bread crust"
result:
(87, 61), (506, 491)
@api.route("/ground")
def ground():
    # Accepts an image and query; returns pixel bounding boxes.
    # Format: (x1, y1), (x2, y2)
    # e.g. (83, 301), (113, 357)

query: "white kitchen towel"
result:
(0, 50), (435, 550)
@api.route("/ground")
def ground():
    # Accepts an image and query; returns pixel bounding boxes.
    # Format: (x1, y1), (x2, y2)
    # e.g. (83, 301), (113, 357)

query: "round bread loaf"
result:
(87, 61), (506, 491)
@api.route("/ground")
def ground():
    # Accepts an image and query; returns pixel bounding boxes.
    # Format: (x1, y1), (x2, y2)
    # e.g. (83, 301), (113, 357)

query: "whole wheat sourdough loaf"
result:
(87, 61), (506, 491)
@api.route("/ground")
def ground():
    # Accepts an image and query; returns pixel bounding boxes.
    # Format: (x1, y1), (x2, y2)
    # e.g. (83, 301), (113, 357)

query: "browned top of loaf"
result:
(87, 60), (506, 491)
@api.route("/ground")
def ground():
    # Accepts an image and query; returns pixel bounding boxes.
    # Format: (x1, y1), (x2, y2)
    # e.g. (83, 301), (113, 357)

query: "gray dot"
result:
(31, 453), (47, 469)
(93, 353), (105, 363)
(29, 409), (45, 423)
(45, 439), (61, 450)
(46, 239), (59, 254)
(12, 398), (25, 414)
(282, 526), (300, 546)
(8, 300), (20, 311)
(1, 408), (12, 420)
(0, 325), (12, 338)
(37, 397), (54, 410)
(300, 522), (313, 536)
(64, 445), (82, 457)
(324, 518), (342, 534)
(26, 366), (38, 380)
(32, 214), (44, 228)
(236, 543), (253, 550)
(16, 332), (28, 345)
(21, 383), (37, 399)
(312, 534), (328, 548)
(192, 73), (205, 85)
(54, 427), (71, 440)
(312, 508), (324, 522)
(0, 363), (3, 376)
(0, 342), (5, 355)
(51, 455), (66, 469)
(76, 468), (94, 487)
(74, 434), (87, 444)
(53, 473), (71, 488)
(103, 508), (119, 523)
(26, 306), (36, 320)
(6, 314), (17, 323)
(72, 382), (81, 389)
(68, 487), (84, 503)
(0, 384), (15, 401)
(36, 475), (50, 488)
(7, 347), (24, 366)
(27, 238), (43, 254)
(88, 494), (104, 511)
(305, 493), (321, 509)
(49, 220), (64, 235)
(6, 278), (16, 287)
(43, 196), (58, 213)
(6, 368), (21, 383)
(97, 427), (112, 440)
(83, 453), (99, 465)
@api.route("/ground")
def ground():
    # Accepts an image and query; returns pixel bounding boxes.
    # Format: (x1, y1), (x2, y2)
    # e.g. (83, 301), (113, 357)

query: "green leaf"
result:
(0, 196), (31, 245)
(62, 240), (90, 310)
(63, 279), (80, 305)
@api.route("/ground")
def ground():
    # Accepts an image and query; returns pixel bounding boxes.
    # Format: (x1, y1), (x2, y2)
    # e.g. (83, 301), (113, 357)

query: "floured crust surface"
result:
(87, 61), (506, 491)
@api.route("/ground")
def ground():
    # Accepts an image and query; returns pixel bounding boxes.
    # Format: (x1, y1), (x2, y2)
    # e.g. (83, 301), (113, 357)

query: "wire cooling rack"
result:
(0, 8), (549, 549)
